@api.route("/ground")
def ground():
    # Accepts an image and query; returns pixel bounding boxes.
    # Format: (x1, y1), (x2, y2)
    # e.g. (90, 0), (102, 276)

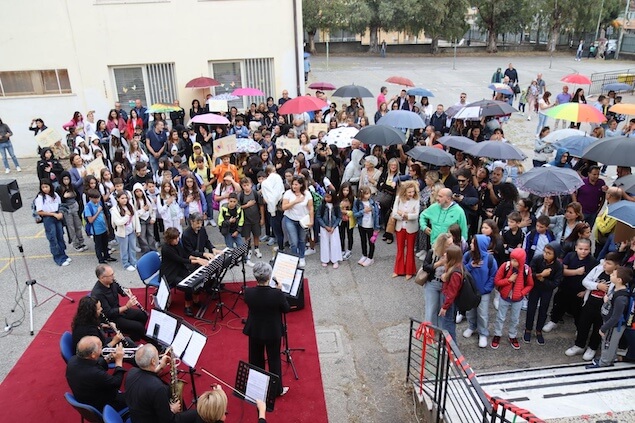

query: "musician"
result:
(197, 385), (267, 423)
(71, 296), (129, 352)
(160, 226), (209, 316)
(243, 262), (290, 397)
(125, 344), (199, 423)
(182, 212), (222, 259)
(91, 264), (148, 341)
(65, 336), (128, 412)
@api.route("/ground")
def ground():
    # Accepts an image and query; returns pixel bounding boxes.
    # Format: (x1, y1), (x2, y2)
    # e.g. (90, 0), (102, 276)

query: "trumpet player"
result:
(65, 336), (128, 413)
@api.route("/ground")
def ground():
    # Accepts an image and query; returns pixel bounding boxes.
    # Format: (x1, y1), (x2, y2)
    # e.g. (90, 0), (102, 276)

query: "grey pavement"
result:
(1, 53), (635, 422)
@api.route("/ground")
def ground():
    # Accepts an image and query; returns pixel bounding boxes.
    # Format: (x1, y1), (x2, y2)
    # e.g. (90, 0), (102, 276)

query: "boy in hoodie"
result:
(462, 235), (498, 348)
(492, 248), (534, 350)
(565, 252), (620, 361)
(37, 147), (64, 184)
(524, 241), (563, 345)
(549, 147), (572, 168)
(188, 142), (213, 171)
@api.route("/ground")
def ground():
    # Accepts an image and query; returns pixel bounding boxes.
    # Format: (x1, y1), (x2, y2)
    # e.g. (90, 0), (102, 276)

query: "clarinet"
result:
(122, 286), (148, 315)
(100, 312), (134, 348)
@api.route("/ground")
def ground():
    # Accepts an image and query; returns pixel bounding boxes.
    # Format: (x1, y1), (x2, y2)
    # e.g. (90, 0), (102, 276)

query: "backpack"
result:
(454, 269), (482, 314)
(620, 286), (635, 330)
(310, 186), (323, 213)
(31, 196), (43, 224)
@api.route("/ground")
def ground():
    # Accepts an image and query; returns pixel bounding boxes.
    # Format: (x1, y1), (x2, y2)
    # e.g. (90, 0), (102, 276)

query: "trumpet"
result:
(123, 287), (148, 315)
(102, 346), (140, 359)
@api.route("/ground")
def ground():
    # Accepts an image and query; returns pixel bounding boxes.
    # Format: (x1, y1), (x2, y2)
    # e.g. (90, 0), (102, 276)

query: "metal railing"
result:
(588, 68), (635, 96)
(406, 318), (545, 423)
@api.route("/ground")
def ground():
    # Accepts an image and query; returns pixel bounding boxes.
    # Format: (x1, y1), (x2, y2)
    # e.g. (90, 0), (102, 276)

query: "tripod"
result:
(281, 313), (304, 380)
(210, 284), (241, 330)
(6, 212), (74, 335)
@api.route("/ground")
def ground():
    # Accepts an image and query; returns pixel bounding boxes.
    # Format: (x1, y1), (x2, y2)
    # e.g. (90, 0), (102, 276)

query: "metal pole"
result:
(326, 40), (330, 71)
(595, 0), (605, 41)
(617, 0), (631, 60)
(453, 39), (457, 70)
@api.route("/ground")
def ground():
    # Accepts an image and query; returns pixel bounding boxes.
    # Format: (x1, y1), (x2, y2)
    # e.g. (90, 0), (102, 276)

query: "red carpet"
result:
(0, 280), (328, 423)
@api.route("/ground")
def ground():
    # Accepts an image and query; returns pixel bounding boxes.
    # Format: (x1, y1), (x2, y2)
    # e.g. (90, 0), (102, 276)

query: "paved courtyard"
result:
(0, 53), (633, 422)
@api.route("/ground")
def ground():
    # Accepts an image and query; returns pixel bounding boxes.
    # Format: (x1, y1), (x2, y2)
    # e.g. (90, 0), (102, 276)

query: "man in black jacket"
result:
(65, 336), (127, 412)
(181, 213), (220, 260)
(429, 105), (448, 135)
(243, 262), (290, 396)
(451, 168), (480, 237)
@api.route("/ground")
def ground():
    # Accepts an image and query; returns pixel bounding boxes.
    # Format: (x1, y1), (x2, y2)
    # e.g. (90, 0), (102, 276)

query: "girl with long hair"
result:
(132, 183), (157, 254)
(316, 189), (343, 268)
(179, 175), (207, 220)
(421, 233), (454, 325)
(157, 181), (183, 234)
(439, 244), (465, 340)
(36, 178), (71, 266)
(352, 186), (380, 267)
(111, 190), (140, 271)
(126, 138), (149, 167)
(338, 182), (356, 261)
(56, 171), (87, 252)
(126, 109), (144, 139)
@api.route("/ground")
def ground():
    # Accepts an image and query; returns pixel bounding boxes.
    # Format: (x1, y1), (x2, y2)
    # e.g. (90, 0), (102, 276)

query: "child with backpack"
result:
(316, 189), (342, 268)
(492, 248), (534, 350)
(218, 193), (245, 248)
(84, 189), (116, 264)
(439, 244), (466, 341)
(193, 155), (216, 227)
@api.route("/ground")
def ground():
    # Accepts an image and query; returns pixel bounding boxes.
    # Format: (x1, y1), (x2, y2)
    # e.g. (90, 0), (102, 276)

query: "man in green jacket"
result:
(419, 188), (468, 244)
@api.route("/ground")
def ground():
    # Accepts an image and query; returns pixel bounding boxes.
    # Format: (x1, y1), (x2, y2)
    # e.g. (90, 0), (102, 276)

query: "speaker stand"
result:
(5, 212), (74, 335)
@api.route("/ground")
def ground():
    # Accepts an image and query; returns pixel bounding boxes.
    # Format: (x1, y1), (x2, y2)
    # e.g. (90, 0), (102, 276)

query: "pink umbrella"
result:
(232, 87), (265, 96)
(185, 77), (220, 88)
(308, 82), (336, 91)
(190, 113), (230, 125)
(561, 73), (592, 85)
(278, 96), (328, 115)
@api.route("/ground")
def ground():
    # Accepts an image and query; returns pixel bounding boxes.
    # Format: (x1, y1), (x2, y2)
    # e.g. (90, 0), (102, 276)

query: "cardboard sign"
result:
(206, 99), (228, 112)
(35, 128), (62, 148)
(275, 137), (301, 156)
(307, 123), (328, 138)
(213, 134), (237, 159)
(86, 157), (106, 179)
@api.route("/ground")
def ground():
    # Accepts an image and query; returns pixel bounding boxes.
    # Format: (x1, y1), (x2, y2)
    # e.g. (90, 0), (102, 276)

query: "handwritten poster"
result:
(206, 99), (228, 113)
(86, 157), (105, 179)
(213, 134), (237, 159)
(275, 137), (301, 156)
(35, 128), (62, 148)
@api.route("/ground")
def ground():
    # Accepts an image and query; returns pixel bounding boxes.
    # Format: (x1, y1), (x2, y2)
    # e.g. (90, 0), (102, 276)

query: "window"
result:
(0, 69), (71, 97)
(111, 63), (176, 107)
(209, 58), (274, 109)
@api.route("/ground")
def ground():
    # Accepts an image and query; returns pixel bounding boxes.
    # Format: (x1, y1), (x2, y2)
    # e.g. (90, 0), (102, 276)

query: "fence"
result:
(588, 68), (635, 96)
(406, 319), (545, 423)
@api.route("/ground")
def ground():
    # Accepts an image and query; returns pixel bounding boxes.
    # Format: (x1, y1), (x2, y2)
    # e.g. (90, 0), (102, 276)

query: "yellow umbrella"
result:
(609, 103), (635, 115)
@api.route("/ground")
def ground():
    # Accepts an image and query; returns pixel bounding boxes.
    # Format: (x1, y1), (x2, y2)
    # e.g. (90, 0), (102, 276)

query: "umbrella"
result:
(189, 113), (230, 125)
(463, 141), (526, 160)
(445, 104), (464, 118)
(516, 166), (584, 197)
(602, 82), (632, 92)
(236, 139), (262, 153)
(582, 136), (635, 166)
(323, 127), (359, 149)
(210, 93), (239, 101)
(553, 135), (599, 157)
(406, 146), (455, 167)
(609, 103), (635, 115)
(542, 128), (586, 144)
(354, 125), (405, 146)
(278, 96), (328, 115)
(386, 76), (415, 87)
(232, 87), (265, 97)
(542, 103), (606, 123)
(332, 84), (374, 98)
(453, 99), (517, 120)
(146, 103), (181, 113)
(615, 174), (635, 193)
(185, 76), (220, 88)
(488, 83), (514, 95)
(406, 87), (435, 97)
(560, 73), (592, 85)
(376, 110), (426, 129)
(308, 82), (336, 91)
(438, 136), (477, 152)
(608, 201), (635, 228)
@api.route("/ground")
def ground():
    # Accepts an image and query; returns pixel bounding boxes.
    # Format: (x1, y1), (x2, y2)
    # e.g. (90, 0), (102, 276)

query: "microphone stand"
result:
(281, 312), (304, 380)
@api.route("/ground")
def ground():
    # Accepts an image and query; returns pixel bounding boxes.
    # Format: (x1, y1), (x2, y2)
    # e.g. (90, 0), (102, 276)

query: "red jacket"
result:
(495, 248), (534, 302)
(126, 118), (144, 139)
(442, 267), (464, 310)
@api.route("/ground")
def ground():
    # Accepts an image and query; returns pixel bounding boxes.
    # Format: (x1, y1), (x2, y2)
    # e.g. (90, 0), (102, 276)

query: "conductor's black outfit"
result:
(243, 284), (290, 396)
(91, 280), (147, 341)
(66, 355), (127, 412)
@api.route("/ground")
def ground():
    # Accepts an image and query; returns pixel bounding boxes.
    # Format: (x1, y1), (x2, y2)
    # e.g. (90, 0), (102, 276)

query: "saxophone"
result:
(168, 347), (185, 411)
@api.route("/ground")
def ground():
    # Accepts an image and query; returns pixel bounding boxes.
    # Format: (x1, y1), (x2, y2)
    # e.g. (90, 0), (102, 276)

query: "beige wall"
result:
(0, 0), (303, 157)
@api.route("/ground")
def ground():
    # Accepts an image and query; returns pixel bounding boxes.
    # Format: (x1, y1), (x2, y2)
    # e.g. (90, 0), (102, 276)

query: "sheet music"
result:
(156, 280), (170, 310)
(290, 269), (303, 297)
(145, 310), (178, 345)
(245, 368), (270, 403)
(182, 330), (206, 368)
(270, 252), (299, 293)
(171, 325), (193, 358)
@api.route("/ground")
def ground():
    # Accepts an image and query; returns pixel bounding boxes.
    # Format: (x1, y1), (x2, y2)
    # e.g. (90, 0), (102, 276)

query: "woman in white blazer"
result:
(391, 180), (421, 279)
(111, 190), (141, 271)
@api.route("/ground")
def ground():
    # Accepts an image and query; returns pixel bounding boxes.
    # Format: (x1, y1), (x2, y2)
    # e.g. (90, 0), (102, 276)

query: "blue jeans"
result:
(117, 232), (138, 268)
(439, 293), (457, 341)
(283, 216), (306, 258)
(224, 232), (245, 248)
(424, 279), (443, 327)
(0, 141), (20, 169)
(494, 298), (523, 338)
(43, 216), (68, 265)
(466, 293), (491, 336)
(536, 113), (549, 134)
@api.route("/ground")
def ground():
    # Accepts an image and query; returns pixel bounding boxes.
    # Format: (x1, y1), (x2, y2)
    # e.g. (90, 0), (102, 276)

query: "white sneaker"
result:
(565, 345), (585, 356)
(254, 248), (262, 258)
(16, 167), (21, 172)
(4, 169), (9, 174)
(455, 313), (464, 324)
(246, 260), (255, 267)
(65, 257), (72, 263)
(343, 250), (352, 260)
(126, 265), (136, 271)
(61, 261), (70, 266)
(247, 251), (252, 260)
(583, 347), (596, 361)
(478, 335), (488, 348)
(305, 248), (316, 256)
(298, 258), (306, 268)
(134, 246), (141, 253)
(463, 328), (474, 338)
(358, 256), (367, 265)
(362, 258), (374, 267)
(210, 220), (217, 227)
(542, 321), (557, 332)
(527, 116), (531, 121)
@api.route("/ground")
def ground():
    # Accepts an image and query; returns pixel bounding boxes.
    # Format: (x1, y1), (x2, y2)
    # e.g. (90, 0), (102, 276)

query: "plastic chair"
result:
(136, 251), (161, 308)
(102, 405), (131, 423)
(64, 392), (104, 423)
(60, 331), (75, 363)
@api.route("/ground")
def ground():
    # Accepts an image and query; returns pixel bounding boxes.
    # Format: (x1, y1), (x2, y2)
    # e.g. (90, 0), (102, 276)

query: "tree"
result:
(302, 0), (346, 54)
(475, 0), (520, 52)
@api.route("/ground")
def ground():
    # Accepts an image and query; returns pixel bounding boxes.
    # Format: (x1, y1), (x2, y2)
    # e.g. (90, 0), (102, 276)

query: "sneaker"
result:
(134, 246), (141, 253)
(4, 169), (9, 174)
(462, 328), (474, 338)
(298, 258), (306, 268)
(247, 251), (252, 260)
(542, 321), (557, 333)
(65, 257), (72, 263)
(210, 220), (217, 227)
(305, 248), (316, 256)
(61, 260), (70, 266)
(16, 166), (21, 172)
(536, 331), (545, 345)
(333, 262), (339, 269)
(73, 245), (84, 252)
(455, 313), (464, 324)
(246, 260), (255, 267)
(565, 345), (585, 356)
(358, 256), (367, 265)
(108, 247), (117, 254)
(272, 246), (279, 252)
(343, 250), (352, 260)
(523, 330), (531, 344)
(509, 338), (520, 350)
(105, 257), (117, 262)
(362, 258), (374, 267)
(254, 248), (262, 259)
(478, 335), (488, 348)
(259, 235), (268, 242)
(491, 336), (501, 349)
(267, 238), (276, 246)
(184, 307), (194, 317)
(126, 265), (136, 271)
(109, 239), (117, 245)
(280, 386), (289, 397)
(583, 347), (596, 361)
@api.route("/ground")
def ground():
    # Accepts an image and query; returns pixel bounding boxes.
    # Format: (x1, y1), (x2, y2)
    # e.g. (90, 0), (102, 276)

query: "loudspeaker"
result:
(0, 179), (22, 212)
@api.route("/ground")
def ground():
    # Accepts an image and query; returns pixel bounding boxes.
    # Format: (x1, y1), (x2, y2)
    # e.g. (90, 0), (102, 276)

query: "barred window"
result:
(0, 69), (71, 97)
(111, 63), (176, 107)
(209, 58), (274, 109)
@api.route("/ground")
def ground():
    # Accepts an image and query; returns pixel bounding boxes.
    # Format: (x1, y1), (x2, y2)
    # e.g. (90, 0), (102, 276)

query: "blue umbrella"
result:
(602, 82), (632, 92)
(608, 200), (635, 227)
(463, 141), (526, 160)
(376, 110), (426, 129)
(553, 135), (599, 157)
(406, 87), (434, 97)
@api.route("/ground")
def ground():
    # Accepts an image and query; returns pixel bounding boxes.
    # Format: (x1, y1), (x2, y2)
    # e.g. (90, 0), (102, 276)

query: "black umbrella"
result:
(332, 84), (374, 98)
(453, 99), (517, 120)
(354, 125), (405, 146)
(516, 166), (583, 196)
(438, 135), (477, 151)
(582, 136), (635, 167)
(406, 146), (455, 166)
(463, 141), (526, 160)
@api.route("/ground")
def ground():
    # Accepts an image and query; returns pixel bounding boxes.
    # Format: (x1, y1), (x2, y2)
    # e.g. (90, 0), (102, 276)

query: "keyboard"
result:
(177, 254), (226, 290)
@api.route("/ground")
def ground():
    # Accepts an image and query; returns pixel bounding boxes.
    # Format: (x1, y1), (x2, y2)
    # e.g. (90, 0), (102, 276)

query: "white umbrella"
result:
(542, 128), (586, 144)
(324, 127), (359, 149)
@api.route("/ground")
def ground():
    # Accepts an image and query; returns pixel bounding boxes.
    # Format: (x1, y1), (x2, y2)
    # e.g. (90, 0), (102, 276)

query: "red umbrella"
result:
(278, 96), (328, 115)
(386, 76), (415, 87)
(308, 82), (336, 91)
(185, 77), (220, 88)
(561, 73), (592, 85)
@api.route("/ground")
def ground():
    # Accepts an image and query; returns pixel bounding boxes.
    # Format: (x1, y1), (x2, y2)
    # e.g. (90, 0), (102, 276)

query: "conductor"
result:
(243, 262), (290, 396)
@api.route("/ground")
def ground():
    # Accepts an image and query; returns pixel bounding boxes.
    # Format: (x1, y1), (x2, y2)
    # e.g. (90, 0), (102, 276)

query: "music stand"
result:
(171, 318), (207, 408)
(227, 242), (250, 308)
(154, 278), (171, 311)
(233, 360), (279, 412)
(281, 270), (305, 380)
(145, 308), (179, 346)
(197, 251), (241, 329)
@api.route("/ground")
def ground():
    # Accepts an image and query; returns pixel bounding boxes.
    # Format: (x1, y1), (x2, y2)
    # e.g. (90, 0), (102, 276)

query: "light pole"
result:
(617, 0), (631, 59)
